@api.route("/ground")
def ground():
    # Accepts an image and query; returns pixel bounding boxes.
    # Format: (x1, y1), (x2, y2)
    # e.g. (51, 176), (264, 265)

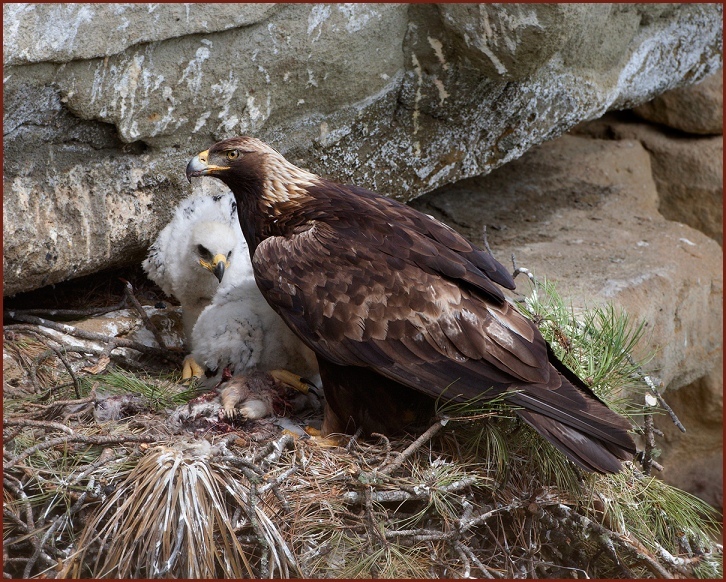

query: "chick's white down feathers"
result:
(192, 281), (318, 383)
(144, 191), (317, 384)
(143, 192), (247, 341)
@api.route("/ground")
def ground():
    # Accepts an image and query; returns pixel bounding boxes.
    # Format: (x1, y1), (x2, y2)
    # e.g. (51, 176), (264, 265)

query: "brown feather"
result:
(189, 136), (637, 473)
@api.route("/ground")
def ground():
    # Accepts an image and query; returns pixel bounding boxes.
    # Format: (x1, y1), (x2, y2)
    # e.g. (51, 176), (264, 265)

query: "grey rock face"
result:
(3, 3), (723, 296)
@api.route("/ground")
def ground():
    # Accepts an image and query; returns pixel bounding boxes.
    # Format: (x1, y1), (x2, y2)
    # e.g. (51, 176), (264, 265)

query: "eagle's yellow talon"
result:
(303, 426), (344, 447)
(304, 426), (322, 437)
(281, 428), (306, 439)
(269, 369), (312, 394)
(182, 355), (205, 379)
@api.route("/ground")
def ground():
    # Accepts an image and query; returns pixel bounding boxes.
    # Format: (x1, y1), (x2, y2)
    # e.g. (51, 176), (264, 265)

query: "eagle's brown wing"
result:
(253, 188), (545, 397)
(252, 183), (634, 472)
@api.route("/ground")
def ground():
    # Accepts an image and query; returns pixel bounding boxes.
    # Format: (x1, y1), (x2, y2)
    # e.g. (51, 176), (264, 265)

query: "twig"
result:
(454, 541), (472, 578)
(22, 393), (97, 410)
(259, 433), (295, 466)
(551, 503), (675, 578)
(121, 279), (169, 350)
(4, 476), (35, 538)
(511, 254), (538, 286)
(457, 542), (499, 578)
(370, 432), (392, 469)
(622, 350), (685, 434)
(26, 340), (93, 397)
(363, 481), (388, 548)
(641, 413), (656, 476)
(648, 386), (685, 433)
(481, 225), (494, 255)
(385, 527), (452, 541)
(379, 418), (448, 476)
(237, 466), (269, 578)
(6, 324), (153, 372)
(645, 538), (697, 577)
(4, 434), (156, 470)
(45, 343), (83, 398)
(3, 418), (74, 435)
(67, 447), (117, 485)
(258, 465), (298, 512)
(465, 502), (525, 530)
(345, 427), (364, 453)
(17, 391), (97, 423)
(5, 298), (128, 320)
(23, 510), (67, 578)
(2, 475), (57, 576)
(342, 476), (477, 505)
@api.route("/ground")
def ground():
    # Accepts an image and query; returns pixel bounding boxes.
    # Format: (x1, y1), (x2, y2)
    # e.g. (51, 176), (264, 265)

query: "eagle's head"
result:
(186, 136), (317, 207)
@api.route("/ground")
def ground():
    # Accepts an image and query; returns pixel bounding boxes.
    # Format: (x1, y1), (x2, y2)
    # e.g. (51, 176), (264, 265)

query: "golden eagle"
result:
(186, 137), (636, 473)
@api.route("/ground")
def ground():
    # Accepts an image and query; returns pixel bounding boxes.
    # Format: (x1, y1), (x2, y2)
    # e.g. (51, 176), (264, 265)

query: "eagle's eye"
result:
(196, 244), (211, 258)
(226, 150), (240, 161)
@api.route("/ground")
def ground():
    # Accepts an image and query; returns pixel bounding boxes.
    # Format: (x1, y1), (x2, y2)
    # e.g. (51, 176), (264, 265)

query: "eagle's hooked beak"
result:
(186, 150), (228, 183)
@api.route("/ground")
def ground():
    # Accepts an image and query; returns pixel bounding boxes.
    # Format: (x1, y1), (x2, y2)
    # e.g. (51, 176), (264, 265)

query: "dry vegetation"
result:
(3, 269), (722, 578)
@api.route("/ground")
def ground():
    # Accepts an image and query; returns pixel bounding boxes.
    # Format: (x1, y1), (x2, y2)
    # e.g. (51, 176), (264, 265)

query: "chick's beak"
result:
(186, 150), (215, 183)
(212, 255), (227, 283)
(199, 253), (229, 283)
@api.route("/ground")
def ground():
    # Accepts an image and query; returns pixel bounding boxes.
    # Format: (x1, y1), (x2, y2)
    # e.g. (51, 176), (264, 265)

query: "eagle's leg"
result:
(268, 369), (313, 394)
(181, 355), (205, 379)
(317, 358), (436, 437)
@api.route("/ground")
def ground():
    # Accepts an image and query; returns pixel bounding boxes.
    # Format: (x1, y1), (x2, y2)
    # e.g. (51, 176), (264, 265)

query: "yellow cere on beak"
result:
(199, 254), (230, 283)
(186, 149), (229, 183)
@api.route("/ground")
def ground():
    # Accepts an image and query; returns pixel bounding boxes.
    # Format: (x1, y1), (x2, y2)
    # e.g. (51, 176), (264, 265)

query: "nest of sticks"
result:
(3, 275), (722, 579)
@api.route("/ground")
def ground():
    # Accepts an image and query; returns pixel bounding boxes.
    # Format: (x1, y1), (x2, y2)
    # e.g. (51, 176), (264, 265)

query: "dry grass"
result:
(3, 277), (723, 579)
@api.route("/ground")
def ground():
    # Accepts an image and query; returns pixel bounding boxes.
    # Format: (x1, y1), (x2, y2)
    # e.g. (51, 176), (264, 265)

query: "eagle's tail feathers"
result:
(508, 365), (636, 474)
(515, 408), (632, 473)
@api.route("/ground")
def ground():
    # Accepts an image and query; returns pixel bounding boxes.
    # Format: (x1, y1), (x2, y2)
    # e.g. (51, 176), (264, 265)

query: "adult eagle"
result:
(186, 137), (636, 473)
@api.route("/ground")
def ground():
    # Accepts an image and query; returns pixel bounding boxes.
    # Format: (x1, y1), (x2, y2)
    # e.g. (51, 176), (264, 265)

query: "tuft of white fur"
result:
(237, 399), (272, 420)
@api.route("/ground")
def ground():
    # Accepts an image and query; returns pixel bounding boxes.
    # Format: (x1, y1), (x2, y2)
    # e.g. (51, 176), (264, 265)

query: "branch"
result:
(4, 312), (182, 364)
(511, 254), (538, 286)
(550, 503), (677, 578)
(5, 298), (128, 321)
(4, 418), (74, 435)
(379, 418), (448, 476)
(6, 324), (154, 373)
(121, 279), (170, 350)
(342, 476), (477, 505)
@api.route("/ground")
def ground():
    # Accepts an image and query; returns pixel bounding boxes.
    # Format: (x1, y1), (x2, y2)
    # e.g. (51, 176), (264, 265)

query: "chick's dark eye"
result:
(226, 150), (240, 161)
(196, 244), (211, 258)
